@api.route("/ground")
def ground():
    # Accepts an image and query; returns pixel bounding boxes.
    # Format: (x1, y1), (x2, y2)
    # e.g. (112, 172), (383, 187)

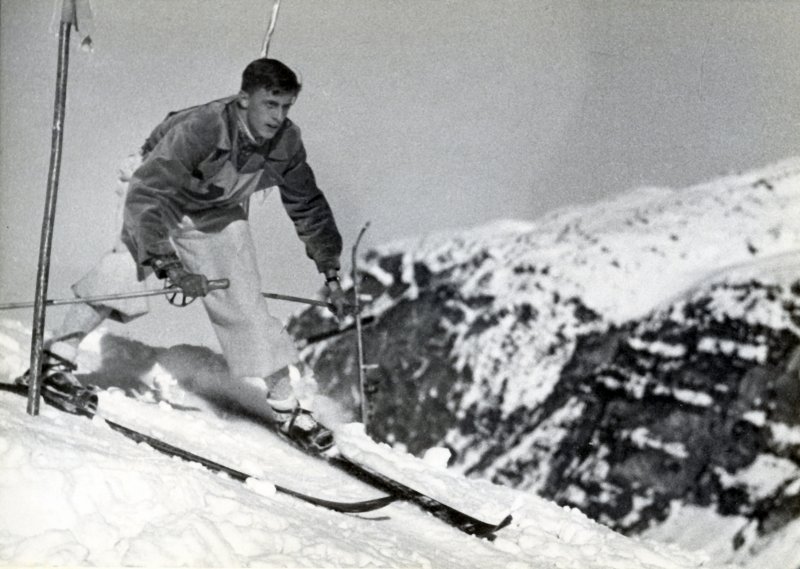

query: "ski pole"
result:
(261, 291), (367, 314)
(28, 0), (77, 416)
(2, 284), (362, 313)
(0, 279), (230, 311)
(260, 0), (281, 57)
(261, 291), (332, 309)
(352, 222), (376, 431)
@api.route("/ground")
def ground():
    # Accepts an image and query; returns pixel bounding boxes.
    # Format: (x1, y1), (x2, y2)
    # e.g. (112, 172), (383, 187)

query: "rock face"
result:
(539, 280), (800, 538)
(288, 159), (800, 554)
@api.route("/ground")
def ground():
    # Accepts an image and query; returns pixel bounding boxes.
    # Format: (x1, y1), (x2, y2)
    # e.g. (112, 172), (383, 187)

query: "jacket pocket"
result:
(186, 161), (237, 202)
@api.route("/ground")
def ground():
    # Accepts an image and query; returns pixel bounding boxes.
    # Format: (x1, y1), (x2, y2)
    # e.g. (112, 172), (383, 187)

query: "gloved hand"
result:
(168, 268), (211, 298)
(324, 273), (347, 319)
(151, 253), (210, 299)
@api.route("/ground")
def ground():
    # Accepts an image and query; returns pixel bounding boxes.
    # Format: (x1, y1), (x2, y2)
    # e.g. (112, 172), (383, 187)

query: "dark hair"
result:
(241, 58), (302, 95)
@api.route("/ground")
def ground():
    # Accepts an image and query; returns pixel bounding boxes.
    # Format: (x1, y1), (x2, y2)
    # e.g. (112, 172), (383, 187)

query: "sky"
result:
(2, 0), (800, 349)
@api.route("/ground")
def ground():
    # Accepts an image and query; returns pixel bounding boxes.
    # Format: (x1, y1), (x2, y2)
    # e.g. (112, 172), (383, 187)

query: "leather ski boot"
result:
(15, 350), (98, 417)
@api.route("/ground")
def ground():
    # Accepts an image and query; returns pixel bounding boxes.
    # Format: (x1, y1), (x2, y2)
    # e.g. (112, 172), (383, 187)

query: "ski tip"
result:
(471, 513), (513, 541)
(496, 513), (513, 532)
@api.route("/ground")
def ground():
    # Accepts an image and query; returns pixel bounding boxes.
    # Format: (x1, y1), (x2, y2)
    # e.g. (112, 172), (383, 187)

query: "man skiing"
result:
(26, 58), (345, 451)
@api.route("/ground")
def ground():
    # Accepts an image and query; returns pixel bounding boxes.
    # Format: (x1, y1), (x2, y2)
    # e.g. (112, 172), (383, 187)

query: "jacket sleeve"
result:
(278, 143), (343, 274)
(123, 113), (218, 268)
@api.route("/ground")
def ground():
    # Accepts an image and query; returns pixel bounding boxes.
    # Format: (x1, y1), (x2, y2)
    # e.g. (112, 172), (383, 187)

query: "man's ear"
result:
(237, 90), (250, 109)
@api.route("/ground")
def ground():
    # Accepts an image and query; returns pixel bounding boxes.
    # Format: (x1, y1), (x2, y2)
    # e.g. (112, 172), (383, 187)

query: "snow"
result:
(374, 157), (800, 327)
(642, 505), (800, 569)
(2, 157), (799, 567)
(715, 455), (800, 501)
(0, 321), (727, 568)
(336, 423), (511, 524)
(359, 158), (800, 427)
(696, 338), (769, 364)
(664, 387), (714, 408)
(339, 159), (800, 564)
(742, 411), (767, 428)
(627, 338), (687, 359)
(769, 422), (800, 448)
(627, 428), (689, 460)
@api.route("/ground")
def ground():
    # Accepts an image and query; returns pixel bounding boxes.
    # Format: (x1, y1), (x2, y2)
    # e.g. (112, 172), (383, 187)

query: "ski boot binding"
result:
(15, 350), (98, 417)
(269, 397), (334, 454)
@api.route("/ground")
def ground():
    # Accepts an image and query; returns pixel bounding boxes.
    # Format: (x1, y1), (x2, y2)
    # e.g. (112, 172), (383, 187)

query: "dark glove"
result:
(325, 274), (347, 319)
(151, 254), (210, 299)
(168, 269), (210, 298)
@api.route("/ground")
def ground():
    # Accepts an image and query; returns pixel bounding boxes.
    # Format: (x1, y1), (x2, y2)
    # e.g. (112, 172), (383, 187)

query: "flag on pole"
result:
(50, 0), (94, 51)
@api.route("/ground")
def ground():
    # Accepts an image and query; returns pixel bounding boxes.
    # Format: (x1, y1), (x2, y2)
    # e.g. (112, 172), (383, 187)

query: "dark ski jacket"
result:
(121, 95), (342, 275)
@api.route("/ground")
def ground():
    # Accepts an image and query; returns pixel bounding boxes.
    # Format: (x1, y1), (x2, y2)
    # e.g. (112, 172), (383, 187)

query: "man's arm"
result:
(278, 143), (344, 275)
(123, 112), (219, 269)
(122, 111), (221, 298)
(278, 142), (347, 316)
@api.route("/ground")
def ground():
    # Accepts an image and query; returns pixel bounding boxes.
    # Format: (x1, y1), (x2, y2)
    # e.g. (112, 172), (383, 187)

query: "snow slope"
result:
(0, 320), (725, 568)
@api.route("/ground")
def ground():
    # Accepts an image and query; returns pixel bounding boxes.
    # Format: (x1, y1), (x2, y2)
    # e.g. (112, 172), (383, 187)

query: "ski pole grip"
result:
(208, 279), (230, 291)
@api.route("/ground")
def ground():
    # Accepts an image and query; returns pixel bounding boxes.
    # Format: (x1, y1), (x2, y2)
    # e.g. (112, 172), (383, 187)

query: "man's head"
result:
(238, 58), (302, 142)
(241, 58), (302, 96)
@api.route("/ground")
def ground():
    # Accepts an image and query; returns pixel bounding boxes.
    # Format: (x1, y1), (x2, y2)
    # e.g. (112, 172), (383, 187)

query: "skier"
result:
(23, 58), (346, 451)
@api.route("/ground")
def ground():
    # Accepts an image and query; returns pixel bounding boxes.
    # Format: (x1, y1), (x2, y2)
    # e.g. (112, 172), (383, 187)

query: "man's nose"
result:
(271, 107), (287, 123)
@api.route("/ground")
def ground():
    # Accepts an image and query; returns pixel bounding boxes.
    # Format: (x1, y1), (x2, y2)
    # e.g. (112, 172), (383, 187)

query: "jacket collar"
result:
(222, 96), (294, 160)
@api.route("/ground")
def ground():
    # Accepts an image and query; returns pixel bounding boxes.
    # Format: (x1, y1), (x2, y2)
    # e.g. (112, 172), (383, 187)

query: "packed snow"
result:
(1, 320), (727, 569)
(335, 423), (511, 525)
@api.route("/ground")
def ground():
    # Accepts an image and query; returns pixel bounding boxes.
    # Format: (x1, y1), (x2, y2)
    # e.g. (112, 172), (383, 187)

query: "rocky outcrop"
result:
(289, 159), (800, 554)
(542, 280), (800, 538)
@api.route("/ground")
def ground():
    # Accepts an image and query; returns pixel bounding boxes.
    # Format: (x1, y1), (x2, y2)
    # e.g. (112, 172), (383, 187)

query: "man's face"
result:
(239, 87), (296, 141)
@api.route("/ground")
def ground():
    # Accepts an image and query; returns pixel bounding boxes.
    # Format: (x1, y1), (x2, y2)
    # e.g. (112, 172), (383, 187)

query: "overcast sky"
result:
(2, 0), (799, 349)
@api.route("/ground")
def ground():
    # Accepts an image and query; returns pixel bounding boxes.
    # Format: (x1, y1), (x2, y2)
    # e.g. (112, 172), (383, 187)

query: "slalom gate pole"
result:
(28, 0), (77, 416)
(260, 0), (281, 57)
(352, 222), (372, 430)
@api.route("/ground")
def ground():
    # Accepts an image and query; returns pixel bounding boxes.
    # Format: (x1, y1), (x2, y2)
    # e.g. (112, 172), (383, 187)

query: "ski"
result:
(101, 417), (397, 514)
(3, 379), (512, 539)
(113, 391), (511, 538)
(329, 452), (513, 539)
(266, 419), (513, 540)
(0, 382), (397, 515)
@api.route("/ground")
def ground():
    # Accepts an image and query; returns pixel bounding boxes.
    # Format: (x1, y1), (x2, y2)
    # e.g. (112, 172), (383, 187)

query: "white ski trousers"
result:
(172, 217), (299, 381)
(71, 218), (299, 385)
